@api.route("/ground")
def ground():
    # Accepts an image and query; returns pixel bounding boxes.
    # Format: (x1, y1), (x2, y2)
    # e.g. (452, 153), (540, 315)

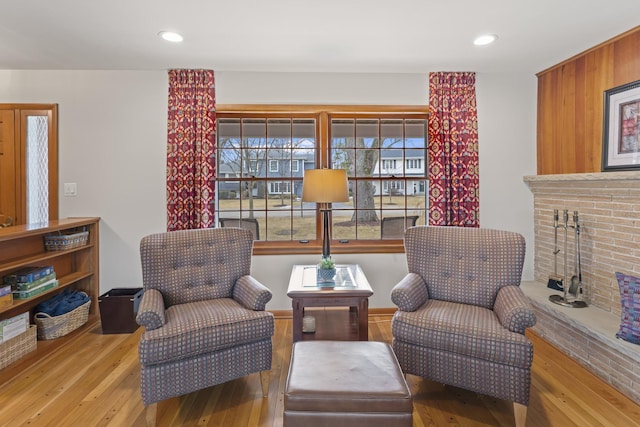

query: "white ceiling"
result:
(1, 1), (638, 74)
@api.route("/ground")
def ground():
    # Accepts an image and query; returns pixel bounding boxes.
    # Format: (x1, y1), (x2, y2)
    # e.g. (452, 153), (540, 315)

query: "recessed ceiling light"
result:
(473, 34), (498, 46)
(159, 31), (183, 43)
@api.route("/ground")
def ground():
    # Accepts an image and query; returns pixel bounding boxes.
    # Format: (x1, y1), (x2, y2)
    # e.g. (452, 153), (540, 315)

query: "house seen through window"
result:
(215, 106), (429, 254)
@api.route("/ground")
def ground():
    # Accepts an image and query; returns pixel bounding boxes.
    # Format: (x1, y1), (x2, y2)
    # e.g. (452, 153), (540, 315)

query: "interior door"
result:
(0, 104), (57, 226)
(0, 110), (16, 227)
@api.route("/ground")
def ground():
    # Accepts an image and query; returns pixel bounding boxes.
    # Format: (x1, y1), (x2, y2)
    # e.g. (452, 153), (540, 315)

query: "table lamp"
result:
(302, 169), (349, 259)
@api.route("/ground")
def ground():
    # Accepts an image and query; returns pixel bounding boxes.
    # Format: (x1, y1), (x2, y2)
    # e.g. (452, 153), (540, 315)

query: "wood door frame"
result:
(0, 104), (58, 224)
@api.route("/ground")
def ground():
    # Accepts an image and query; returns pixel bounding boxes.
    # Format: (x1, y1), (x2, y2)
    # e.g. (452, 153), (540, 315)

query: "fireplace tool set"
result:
(547, 209), (588, 308)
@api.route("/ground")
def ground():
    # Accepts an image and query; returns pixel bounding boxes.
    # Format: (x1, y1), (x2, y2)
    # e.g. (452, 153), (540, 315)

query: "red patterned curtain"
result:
(428, 72), (479, 227)
(166, 69), (216, 231)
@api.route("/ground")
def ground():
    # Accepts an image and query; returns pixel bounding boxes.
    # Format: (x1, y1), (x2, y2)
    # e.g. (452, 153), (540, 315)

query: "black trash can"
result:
(98, 288), (143, 334)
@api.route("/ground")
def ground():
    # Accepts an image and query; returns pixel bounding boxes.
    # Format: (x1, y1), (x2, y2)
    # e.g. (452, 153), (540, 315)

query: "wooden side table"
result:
(287, 264), (373, 342)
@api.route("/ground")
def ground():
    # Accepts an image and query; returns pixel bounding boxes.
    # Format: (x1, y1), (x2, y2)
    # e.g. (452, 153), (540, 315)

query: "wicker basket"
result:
(0, 325), (37, 369)
(44, 229), (89, 251)
(34, 298), (91, 340)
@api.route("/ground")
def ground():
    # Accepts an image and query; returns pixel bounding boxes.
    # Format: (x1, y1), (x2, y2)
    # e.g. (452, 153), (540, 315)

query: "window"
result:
(406, 159), (422, 170)
(215, 106), (429, 254)
(383, 181), (404, 193)
(382, 159), (397, 170)
(269, 181), (291, 194)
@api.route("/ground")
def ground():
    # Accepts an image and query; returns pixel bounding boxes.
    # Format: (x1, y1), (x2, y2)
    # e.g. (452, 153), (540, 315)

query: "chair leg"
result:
(145, 402), (157, 427)
(513, 402), (527, 427)
(260, 370), (270, 397)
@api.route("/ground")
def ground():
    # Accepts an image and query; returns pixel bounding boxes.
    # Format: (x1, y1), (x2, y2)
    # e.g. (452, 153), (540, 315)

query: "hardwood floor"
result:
(1, 313), (639, 426)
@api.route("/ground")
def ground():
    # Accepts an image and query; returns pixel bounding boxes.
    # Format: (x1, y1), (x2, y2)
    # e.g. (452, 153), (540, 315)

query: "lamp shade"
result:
(302, 169), (349, 203)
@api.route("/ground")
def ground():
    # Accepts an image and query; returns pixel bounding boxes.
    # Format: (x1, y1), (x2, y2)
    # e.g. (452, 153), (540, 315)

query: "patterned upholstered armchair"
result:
(391, 226), (536, 427)
(136, 228), (274, 425)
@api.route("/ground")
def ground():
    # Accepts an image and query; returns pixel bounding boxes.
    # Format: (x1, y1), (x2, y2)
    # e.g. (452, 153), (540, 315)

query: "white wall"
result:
(476, 72), (537, 280)
(0, 70), (536, 310)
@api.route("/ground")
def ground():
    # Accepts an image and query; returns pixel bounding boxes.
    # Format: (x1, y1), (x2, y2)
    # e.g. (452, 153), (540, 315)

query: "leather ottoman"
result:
(284, 341), (412, 427)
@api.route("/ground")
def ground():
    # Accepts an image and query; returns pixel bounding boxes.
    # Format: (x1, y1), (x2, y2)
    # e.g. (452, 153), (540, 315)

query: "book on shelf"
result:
(0, 284), (11, 296)
(12, 272), (57, 291)
(3, 266), (55, 284)
(0, 282), (11, 308)
(12, 279), (58, 300)
(0, 312), (29, 343)
(0, 293), (12, 308)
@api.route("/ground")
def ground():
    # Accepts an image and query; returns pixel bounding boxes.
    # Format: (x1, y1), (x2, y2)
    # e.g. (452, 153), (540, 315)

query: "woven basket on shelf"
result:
(34, 297), (91, 340)
(44, 229), (89, 251)
(0, 325), (37, 369)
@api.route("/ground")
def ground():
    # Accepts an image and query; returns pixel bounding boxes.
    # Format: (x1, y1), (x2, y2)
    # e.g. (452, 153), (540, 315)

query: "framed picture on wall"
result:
(602, 79), (640, 171)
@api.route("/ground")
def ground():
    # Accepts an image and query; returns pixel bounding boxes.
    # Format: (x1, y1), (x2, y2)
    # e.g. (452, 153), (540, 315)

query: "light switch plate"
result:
(63, 182), (77, 196)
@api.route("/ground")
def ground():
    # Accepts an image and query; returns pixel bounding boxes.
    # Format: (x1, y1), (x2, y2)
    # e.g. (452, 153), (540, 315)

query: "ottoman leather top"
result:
(285, 341), (412, 413)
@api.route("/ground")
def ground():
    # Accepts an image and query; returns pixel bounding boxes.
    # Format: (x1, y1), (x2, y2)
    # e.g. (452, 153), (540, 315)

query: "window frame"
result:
(216, 104), (429, 255)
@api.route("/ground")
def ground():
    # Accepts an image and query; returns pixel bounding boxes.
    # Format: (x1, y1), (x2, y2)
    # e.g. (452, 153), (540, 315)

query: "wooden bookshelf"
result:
(0, 218), (100, 347)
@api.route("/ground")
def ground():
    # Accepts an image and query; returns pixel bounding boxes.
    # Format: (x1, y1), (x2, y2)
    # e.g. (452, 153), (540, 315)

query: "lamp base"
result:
(321, 208), (331, 259)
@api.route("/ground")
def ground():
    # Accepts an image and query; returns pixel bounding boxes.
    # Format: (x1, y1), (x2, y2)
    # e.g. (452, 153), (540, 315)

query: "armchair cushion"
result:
(136, 288), (166, 331)
(391, 273), (429, 312)
(233, 275), (273, 311)
(139, 297), (274, 366)
(392, 299), (533, 369)
(494, 285), (537, 334)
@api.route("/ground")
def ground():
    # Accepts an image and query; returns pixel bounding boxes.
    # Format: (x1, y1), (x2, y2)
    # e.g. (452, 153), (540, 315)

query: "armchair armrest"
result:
(391, 273), (429, 312)
(135, 288), (166, 331)
(233, 275), (273, 311)
(494, 285), (537, 334)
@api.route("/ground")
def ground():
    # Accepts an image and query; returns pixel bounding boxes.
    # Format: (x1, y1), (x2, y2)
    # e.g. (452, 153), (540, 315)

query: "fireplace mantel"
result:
(524, 170), (640, 183)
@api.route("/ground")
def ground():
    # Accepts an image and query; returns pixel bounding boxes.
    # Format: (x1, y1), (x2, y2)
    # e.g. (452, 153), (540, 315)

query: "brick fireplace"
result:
(523, 171), (640, 404)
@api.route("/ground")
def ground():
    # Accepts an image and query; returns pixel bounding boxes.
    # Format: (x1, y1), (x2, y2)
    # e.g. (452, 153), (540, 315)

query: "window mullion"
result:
(319, 112), (330, 168)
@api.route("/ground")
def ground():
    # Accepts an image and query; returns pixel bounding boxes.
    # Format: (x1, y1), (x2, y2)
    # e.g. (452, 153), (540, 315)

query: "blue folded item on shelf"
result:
(35, 289), (71, 314)
(35, 289), (90, 316)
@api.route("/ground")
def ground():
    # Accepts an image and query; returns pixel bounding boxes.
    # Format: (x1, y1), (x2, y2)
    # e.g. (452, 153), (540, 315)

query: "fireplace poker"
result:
(568, 212), (586, 307)
(569, 211), (580, 296)
(547, 209), (563, 291)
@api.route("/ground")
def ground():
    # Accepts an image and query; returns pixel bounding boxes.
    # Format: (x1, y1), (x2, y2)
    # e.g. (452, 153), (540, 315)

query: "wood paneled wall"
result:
(536, 26), (640, 175)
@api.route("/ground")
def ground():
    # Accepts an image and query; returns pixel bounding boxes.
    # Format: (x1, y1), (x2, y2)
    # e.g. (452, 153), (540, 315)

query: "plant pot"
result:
(317, 267), (336, 283)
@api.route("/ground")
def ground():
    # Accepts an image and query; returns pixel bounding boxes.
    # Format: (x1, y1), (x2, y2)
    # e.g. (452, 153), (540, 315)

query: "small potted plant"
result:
(317, 257), (336, 283)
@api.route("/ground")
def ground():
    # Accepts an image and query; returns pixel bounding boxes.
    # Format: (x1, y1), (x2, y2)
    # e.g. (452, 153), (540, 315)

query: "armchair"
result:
(391, 226), (536, 427)
(381, 215), (419, 239)
(136, 228), (274, 424)
(219, 217), (260, 240)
